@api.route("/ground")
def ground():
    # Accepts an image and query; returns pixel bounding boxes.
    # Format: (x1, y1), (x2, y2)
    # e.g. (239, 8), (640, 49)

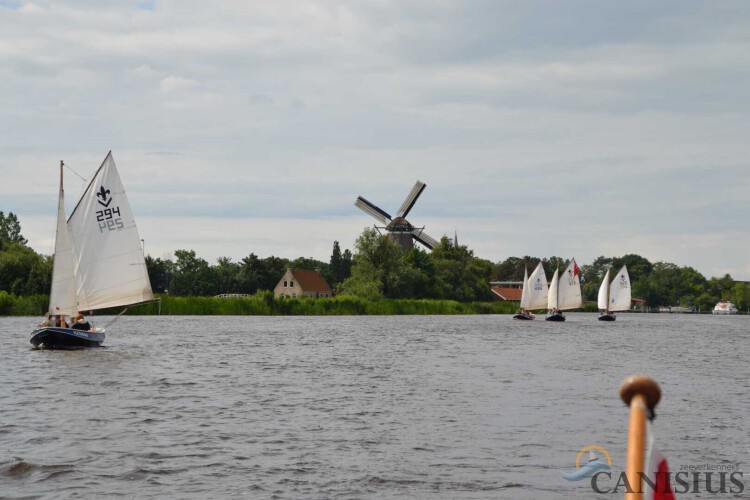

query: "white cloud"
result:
(1, 1), (748, 279)
(159, 75), (199, 93)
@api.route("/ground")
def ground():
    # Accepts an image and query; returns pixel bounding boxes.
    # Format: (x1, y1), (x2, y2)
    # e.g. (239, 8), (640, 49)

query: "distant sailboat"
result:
(513, 267), (534, 320)
(526, 262), (549, 312)
(546, 258), (583, 322)
(30, 152), (155, 348)
(598, 265), (631, 321)
(513, 262), (548, 321)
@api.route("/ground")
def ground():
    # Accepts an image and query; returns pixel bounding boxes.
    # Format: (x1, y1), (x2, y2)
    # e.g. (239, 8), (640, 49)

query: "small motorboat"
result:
(30, 327), (105, 349)
(712, 301), (738, 315)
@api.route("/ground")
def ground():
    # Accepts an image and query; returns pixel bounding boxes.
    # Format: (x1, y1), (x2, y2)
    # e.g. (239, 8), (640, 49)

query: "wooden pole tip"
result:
(620, 375), (661, 408)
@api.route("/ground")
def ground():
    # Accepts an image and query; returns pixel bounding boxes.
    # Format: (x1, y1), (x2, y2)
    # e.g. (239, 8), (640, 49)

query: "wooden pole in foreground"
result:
(620, 375), (661, 500)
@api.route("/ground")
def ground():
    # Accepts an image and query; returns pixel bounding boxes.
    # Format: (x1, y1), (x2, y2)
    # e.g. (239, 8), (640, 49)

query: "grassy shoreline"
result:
(1, 292), (531, 316)
(1, 291), (605, 317)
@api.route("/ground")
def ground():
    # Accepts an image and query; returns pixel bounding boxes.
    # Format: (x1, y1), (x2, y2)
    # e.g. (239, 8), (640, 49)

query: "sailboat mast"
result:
(606, 268), (611, 314)
(57, 160), (66, 326)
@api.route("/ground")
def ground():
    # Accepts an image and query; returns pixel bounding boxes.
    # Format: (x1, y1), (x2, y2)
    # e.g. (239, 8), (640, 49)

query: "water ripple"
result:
(1, 314), (748, 499)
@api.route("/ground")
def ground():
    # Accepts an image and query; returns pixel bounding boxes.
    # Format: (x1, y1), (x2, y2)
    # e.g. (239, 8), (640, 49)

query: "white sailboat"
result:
(598, 265), (631, 321)
(526, 262), (549, 310)
(546, 258), (583, 321)
(513, 266), (534, 320)
(31, 152), (154, 348)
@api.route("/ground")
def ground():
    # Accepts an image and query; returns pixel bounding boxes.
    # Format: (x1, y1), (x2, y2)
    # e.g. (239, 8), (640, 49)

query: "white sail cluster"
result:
(518, 259), (583, 312)
(548, 259), (583, 311)
(48, 153), (153, 316)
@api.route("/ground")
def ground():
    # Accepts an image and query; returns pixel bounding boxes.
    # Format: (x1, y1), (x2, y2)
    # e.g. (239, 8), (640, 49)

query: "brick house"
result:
(274, 268), (333, 299)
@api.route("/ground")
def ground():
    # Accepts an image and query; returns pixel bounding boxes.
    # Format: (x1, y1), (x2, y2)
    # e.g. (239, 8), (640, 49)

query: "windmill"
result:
(354, 180), (440, 250)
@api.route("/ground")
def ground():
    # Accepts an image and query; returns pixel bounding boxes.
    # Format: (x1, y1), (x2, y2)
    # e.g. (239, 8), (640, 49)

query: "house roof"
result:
(290, 269), (332, 293)
(491, 287), (523, 301)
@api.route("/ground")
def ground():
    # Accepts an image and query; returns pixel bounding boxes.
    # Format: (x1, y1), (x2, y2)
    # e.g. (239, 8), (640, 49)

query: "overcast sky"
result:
(1, 1), (748, 279)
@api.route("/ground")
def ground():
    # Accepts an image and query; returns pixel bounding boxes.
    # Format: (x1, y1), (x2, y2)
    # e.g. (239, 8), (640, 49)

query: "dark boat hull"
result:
(30, 327), (105, 349)
(545, 312), (566, 322)
(598, 313), (616, 322)
(513, 313), (534, 320)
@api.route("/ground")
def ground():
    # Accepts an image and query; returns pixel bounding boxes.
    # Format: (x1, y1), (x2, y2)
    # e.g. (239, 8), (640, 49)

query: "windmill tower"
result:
(354, 180), (439, 250)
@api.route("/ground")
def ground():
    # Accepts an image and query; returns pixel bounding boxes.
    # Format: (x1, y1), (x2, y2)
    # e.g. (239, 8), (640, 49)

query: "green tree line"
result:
(339, 228), (493, 301)
(0, 212), (53, 296)
(145, 240), (353, 296)
(1, 212), (748, 313)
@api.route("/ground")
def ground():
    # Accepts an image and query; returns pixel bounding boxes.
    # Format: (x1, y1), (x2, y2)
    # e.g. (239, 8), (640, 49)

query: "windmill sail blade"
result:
(396, 180), (426, 218)
(355, 196), (392, 225)
(411, 228), (439, 249)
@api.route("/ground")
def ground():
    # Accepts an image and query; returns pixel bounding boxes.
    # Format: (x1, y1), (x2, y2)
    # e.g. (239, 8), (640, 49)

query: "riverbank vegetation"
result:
(1, 212), (748, 316)
(0, 291), (518, 317)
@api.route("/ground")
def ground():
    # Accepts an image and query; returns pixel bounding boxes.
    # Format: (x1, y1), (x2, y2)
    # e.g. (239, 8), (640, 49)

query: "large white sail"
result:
(597, 268), (611, 311)
(557, 258), (583, 311)
(519, 267), (530, 309)
(547, 269), (559, 310)
(68, 152), (153, 311)
(48, 166), (78, 316)
(608, 265), (631, 312)
(526, 262), (548, 310)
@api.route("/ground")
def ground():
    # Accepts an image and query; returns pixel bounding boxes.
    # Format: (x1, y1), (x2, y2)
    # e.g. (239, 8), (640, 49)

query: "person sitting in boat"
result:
(53, 315), (67, 328)
(71, 314), (91, 331)
(38, 313), (53, 327)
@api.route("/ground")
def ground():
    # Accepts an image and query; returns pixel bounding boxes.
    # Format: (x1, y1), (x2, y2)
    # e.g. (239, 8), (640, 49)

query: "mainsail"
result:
(67, 152), (154, 311)
(526, 262), (548, 310)
(519, 267), (530, 310)
(547, 269), (559, 310)
(608, 265), (631, 312)
(557, 258), (583, 311)
(48, 164), (78, 316)
(597, 268), (611, 311)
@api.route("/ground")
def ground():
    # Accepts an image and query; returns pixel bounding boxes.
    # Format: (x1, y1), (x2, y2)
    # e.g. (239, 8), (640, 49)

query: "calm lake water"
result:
(1, 314), (748, 499)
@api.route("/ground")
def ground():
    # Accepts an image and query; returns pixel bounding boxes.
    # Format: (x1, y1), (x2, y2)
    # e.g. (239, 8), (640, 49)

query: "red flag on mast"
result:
(645, 423), (676, 500)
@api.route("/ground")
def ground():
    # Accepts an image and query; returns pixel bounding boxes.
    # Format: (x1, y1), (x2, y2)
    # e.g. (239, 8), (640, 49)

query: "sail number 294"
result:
(96, 207), (124, 232)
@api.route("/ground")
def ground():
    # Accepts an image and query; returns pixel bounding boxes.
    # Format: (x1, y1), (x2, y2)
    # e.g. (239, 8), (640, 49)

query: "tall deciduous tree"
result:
(431, 237), (492, 301)
(215, 257), (241, 293)
(145, 255), (172, 294)
(0, 244), (39, 294)
(171, 249), (215, 296)
(329, 240), (355, 288)
(340, 228), (404, 299)
(0, 212), (28, 249)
